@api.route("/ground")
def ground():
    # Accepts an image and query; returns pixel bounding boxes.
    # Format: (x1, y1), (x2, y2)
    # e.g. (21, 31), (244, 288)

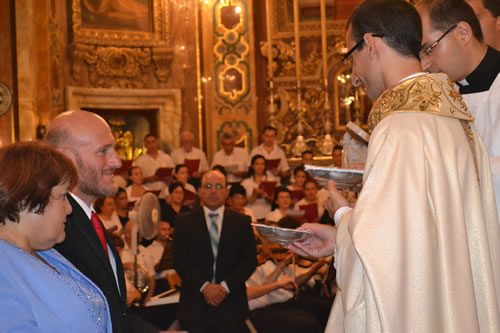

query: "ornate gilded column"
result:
(200, 0), (258, 159)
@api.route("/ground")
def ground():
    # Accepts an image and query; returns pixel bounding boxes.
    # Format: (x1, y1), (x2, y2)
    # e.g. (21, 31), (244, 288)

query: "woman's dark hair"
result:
(417, 0), (483, 42)
(277, 216), (302, 229)
(301, 150), (313, 158)
(273, 186), (291, 205)
(128, 165), (140, 177)
(0, 141), (78, 224)
(115, 187), (126, 197)
(347, 0), (422, 59)
(168, 181), (184, 194)
(175, 164), (187, 174)
(304, 179), (319, 189)
(229, 183), (247, 198)
(246, 154), (266, 178)
(293, 165), (307, 177)
(94, 197), (105, 214)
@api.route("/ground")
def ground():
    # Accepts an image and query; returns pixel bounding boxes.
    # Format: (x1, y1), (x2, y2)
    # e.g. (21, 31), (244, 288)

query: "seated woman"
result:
(294, 180), (327, 223)
(162, 164), (197, 207)
(227, 183), (257, 223)
(114, 187), (130, 227)
(0, 141), (112, 332)
(287, 166), (307, 205)
(159, 182), (191, 228)
(241, 154), (280, 222)
(126, 166), (151, 202)
(266, 187), (293, 224)
(94, 196), (123, 235)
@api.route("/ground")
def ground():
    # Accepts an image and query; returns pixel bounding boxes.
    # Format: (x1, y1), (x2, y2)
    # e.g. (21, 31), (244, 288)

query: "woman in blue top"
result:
(0, 141), (112, 332)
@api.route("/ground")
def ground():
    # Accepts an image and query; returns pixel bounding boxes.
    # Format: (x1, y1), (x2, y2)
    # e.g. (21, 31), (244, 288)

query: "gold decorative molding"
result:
(71, 0), (173, 86)
(48, 11), (63, 111)
(273, 0), (346, 39)
(260, 37), (348, 156)
(73, 45), (151, 88)
(152, 46), (173, 82)
(201, 0), (259, 160)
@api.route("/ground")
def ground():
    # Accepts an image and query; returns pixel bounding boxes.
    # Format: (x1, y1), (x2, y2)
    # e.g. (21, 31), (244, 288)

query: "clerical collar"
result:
(457, 46), (500, 94)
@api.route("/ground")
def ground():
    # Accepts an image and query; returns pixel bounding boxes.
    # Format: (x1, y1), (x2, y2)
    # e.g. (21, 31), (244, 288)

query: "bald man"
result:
(170, 131), (209, 179)
(45, 110), (159, 333)
(173, 170), (257, 332)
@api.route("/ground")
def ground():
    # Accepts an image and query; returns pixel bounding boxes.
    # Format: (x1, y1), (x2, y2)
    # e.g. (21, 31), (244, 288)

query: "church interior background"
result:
(0, 0), (375, 163)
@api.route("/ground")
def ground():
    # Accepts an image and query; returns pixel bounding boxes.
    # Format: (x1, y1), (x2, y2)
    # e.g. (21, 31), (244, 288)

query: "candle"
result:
(293, 0), (301, 112)
(320, 0), (330, 111)
(265, 0), (275, 114)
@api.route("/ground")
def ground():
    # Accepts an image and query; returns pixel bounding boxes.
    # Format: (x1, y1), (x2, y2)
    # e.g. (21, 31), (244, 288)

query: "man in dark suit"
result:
(45, 110), (159, 333)
(174, 170), (257, 333)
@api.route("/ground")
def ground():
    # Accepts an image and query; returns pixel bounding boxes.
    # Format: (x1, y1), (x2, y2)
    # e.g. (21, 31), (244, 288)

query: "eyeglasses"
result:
(342, 34), (384, 67)
(419, 24), (457, 58)
(201, 183), (225, 190)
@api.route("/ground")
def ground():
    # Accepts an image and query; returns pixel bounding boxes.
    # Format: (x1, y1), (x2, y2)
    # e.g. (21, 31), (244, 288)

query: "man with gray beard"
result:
(46, 110), (159, 333)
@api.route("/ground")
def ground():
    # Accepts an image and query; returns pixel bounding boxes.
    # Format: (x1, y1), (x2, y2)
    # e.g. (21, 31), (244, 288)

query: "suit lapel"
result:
(196, 208), (215, 262)
(217, 208), (233, 260)
(68, 196), (118, 280)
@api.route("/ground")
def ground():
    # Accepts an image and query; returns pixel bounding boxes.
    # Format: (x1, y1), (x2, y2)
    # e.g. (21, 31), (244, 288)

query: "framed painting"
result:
(72, 0), (169, 46)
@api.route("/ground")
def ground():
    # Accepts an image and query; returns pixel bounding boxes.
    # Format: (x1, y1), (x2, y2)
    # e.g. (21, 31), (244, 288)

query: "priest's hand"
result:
(202, 283), (227, 306)
(287, 223), (336, 258)
(324, 180), (350, 218)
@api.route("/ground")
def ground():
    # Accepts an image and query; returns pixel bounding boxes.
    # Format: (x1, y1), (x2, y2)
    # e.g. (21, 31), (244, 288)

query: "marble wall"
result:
(0, 0), (16, 145)
(3, 0), (361, 162)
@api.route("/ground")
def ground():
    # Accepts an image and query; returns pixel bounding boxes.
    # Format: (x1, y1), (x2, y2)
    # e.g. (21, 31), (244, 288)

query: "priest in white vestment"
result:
(289, 1), (500, 332)
(417, 0), (500, 224)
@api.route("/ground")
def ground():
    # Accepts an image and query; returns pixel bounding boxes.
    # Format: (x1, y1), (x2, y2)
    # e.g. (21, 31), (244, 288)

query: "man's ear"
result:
(455, 21), (473, 45)
(363, 33), (378, 59)
(57, 147), (77, 163)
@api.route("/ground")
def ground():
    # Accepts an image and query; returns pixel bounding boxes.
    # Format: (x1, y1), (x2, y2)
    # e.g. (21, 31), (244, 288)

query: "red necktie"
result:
(91, 212), (109, 257)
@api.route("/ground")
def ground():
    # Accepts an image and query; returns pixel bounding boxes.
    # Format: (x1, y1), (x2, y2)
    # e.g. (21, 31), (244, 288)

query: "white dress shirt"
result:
(99, 212), (123, 233)
(200, 205), (230, 293)
(211, 147), (249, 183)
(135, 150), (174, 191)
(241, 175), (280, 220)
(70, 193), (121, 294)
(171, 147), (209, 173)
(249, 144), (290, 178)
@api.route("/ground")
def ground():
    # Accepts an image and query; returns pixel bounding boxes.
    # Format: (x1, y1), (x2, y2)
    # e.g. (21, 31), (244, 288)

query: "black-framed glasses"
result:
(342, 34), (384, 67)
(202, 183), (225, 190)
(419, 24), (457, 58)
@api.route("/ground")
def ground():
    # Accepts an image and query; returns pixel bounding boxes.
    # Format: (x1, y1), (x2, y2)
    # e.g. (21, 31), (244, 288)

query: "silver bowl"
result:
(305, 165), (363, 191)
(252, 224), (313, 245)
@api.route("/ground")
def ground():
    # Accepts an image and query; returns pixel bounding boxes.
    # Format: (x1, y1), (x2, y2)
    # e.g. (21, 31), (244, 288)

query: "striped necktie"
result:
(208, 212), (219, 282)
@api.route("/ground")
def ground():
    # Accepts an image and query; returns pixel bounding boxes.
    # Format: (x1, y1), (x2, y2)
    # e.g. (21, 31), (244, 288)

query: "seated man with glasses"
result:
(173, 170), (257, 333)
(417, 0), (500, 224)
(288, 0), (500, 332)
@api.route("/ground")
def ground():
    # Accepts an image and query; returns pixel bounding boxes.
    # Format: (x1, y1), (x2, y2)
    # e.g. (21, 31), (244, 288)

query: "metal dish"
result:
(305, 165), (363, 191)
(252, 224), (313, 245)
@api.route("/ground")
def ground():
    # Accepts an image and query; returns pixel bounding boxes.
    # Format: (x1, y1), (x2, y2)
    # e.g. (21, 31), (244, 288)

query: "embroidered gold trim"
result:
(368, 73), (473, 132)
(368, 73), (479, 183)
